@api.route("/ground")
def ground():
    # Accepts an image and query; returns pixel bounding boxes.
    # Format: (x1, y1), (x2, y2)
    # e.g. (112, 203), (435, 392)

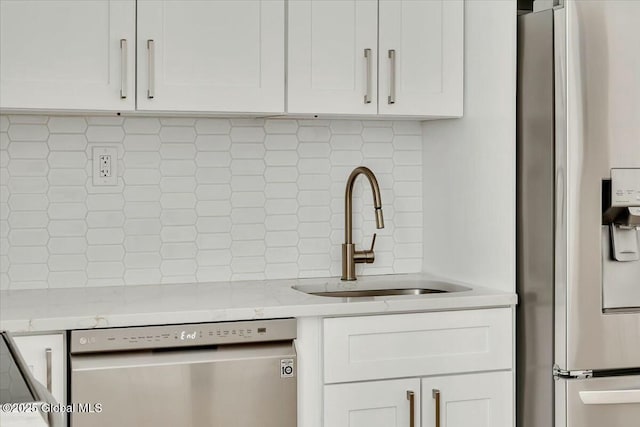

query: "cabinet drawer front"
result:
(323, 308), (512, 383)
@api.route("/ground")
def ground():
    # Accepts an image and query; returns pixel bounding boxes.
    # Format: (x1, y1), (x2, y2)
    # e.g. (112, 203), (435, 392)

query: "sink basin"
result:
(293, 280), (470, 299)
(309, 288), (446, 298)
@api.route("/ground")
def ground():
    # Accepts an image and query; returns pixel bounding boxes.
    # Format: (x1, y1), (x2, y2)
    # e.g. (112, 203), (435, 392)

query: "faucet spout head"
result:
(375, 207), (384, 229)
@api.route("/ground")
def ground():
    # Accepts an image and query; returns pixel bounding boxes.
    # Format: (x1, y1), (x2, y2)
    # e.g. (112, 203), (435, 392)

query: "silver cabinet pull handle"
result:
(433, 389), (441, 427)
(45, 348), (52, 393)
(364, 48), (372, 104)
(406, 390), (415, 427)
(120, 39), (128, 99)
(388, 49), (396, 104)
(147, 39), (155, 99)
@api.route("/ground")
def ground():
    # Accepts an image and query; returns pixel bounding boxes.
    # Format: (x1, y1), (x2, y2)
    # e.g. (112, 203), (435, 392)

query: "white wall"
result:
(421, 0), (516, 292)
(0, 116), (423, 289)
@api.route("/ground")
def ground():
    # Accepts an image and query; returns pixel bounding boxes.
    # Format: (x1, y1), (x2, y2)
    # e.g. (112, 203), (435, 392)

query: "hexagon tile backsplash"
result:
(0, 115), (422, 289)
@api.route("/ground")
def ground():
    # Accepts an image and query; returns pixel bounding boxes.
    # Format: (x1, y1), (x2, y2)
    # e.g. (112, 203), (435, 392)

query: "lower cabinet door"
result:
(421, 371), (513, 427)
(12, 333), (66, 405)
(325, 378), (421, 427)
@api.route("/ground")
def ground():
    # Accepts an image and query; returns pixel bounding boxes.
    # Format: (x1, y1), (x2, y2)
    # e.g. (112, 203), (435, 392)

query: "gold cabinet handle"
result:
(388, 49), (396, 104)
(364, 48), (372, 104)
(407, 390), (415, 427)
(147, 39), (155, 99)
(120, 39), (128, 99)
(433, 389), (441, 427)
(45, 347), (52, 393)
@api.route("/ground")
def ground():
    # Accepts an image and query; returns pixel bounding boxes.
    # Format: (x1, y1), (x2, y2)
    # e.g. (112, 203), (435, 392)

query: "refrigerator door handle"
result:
(579, 389), (640, 405)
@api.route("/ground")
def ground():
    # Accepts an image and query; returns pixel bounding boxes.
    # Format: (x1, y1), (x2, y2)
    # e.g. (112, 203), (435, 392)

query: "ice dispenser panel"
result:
(601, 168), (640, 311)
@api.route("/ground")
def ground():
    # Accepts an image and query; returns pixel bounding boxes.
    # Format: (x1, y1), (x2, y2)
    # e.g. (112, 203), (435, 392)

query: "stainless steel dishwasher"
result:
(69, 319), (296, 427)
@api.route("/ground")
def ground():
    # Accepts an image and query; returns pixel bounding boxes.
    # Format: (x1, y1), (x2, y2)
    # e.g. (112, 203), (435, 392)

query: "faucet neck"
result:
(344, 166), (383, 244)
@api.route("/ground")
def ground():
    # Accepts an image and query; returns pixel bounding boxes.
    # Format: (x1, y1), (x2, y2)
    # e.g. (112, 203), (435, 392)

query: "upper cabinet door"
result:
(0, 0), (135, 111)
(287, 0), (378, 115)
(137, 0), (284, 114)
(378, 0), (463, 117)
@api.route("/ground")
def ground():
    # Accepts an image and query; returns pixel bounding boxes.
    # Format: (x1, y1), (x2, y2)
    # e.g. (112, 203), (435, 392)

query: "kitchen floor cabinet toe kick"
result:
(0, 0), (463, 118)
(313, 308), (514, 427)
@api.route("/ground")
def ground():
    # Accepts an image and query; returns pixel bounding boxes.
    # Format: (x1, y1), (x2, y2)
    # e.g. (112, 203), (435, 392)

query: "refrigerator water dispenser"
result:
(601, 168), (640, 311)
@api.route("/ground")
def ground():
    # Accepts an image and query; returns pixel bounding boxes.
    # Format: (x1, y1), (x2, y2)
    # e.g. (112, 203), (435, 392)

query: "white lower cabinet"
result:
(421, 372), (513, 427)
(321, 309), (514, 427)
(12, 333), (66, 405)
(323, 372), (511, 427)
(324, 378), (420, 427)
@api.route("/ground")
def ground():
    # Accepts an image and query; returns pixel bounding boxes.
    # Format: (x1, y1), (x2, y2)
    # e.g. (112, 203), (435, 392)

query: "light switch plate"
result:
(92, 146), (118, 186)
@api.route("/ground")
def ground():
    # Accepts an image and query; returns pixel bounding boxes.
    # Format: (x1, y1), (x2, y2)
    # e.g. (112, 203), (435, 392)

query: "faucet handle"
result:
(354, 233), (377, 264)
(369, 233), (377, 252)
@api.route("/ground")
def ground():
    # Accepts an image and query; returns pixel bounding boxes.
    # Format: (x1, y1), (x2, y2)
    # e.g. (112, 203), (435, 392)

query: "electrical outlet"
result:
(93, 147), (118, 186)
(99, 154), (112, 177)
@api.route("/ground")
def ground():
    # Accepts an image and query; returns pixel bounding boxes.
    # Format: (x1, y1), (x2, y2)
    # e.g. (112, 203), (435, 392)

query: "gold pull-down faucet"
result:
(342, 166), (385, 281)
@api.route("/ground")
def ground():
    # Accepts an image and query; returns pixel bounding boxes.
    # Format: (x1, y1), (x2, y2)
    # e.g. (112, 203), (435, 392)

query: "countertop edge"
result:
(1, 274), (517, 333)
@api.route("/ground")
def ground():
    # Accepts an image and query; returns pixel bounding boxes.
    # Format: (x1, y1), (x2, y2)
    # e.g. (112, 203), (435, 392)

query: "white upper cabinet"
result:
(0, 0), (135, 111)
(137, 0), (284, 113)
(378, 0), (464, 117)
(287, 0), (378, 115)
(287, 0), (463, 117)
(1, 0), (460, 117)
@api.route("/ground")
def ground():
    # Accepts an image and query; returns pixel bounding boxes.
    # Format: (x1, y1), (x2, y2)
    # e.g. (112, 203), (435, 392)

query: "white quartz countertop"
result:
(0, 273), (517, 332)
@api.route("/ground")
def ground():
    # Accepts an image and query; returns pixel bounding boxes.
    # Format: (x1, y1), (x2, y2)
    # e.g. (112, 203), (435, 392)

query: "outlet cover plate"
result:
(92, 146), (118, 186)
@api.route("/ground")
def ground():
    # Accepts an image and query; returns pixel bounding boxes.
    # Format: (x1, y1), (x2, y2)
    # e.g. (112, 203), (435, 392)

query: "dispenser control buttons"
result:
(611, 169), (640, 207)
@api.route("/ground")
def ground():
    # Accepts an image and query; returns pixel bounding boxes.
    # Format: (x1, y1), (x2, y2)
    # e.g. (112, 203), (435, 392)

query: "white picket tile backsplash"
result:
(0, 115), (423, 289)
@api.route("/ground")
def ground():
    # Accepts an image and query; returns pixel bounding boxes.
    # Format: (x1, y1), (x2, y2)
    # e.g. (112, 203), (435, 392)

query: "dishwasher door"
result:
(70, 341), (296, 427)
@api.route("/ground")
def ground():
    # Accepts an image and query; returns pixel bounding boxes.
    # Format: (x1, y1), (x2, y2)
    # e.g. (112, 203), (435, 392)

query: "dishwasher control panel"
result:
(70, 318), (296, 353)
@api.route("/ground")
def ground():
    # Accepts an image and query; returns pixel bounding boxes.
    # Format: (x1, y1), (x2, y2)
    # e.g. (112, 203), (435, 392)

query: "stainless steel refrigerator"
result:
(517, 1), (640, 426)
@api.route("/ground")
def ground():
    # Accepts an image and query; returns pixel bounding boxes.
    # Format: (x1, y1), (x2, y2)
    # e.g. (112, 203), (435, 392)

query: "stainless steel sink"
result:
(309, 288), (446, 298)
(292, 280), (470, 299)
